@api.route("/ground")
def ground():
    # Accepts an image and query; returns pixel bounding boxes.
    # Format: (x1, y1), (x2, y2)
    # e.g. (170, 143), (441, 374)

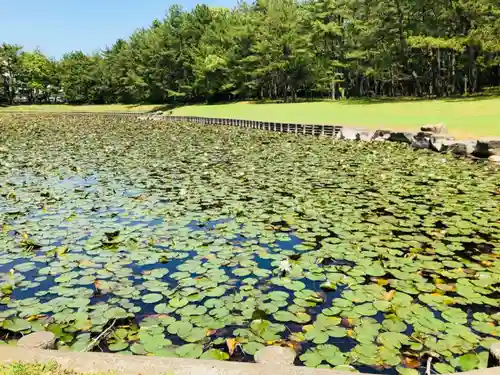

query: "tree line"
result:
(2, 0), (500, 105)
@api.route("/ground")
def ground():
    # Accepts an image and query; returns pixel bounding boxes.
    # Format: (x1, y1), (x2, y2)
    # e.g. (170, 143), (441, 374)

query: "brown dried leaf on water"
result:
(27, 314), (47, 321)
(280, 340), (301, 352)
(403, 357), (421, 369)
(227, 338), (237, 356)
(206, 329), (218, 336)
(375, 278), (389, 286)
(93, 279), (111, 292)
(436, 284), (455, 292)
(384, 290), (396, 301)
(289, 331), (305, 342)
(341, 317), (355, 328)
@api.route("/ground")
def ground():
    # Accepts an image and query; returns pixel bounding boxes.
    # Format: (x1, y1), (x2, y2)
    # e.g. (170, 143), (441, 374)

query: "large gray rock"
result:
(388, 132), (415, 144)
(372, 130), (392, 141)
(17, 331), (56, 349)
(491, 148), (500, 156)
(449, 141), (476, 156)
(429, 135), (455, 152)
(489, 155), (500, 164)
(475, 138), (500, 157)
(412, 138), (430, 150)
(254, 346), (296, 365)
(421, 123), (447, 134)
(411, 132), (432, 149)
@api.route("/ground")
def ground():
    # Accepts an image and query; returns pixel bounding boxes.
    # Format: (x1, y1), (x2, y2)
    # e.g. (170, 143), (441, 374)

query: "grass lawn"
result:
(171, 97), (500, 138)
(2, 97), (499, 138)
(0, 104), (162, 113)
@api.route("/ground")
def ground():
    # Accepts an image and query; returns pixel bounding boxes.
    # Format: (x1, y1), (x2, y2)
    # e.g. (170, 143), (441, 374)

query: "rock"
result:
(491, 148), (500, 156)
(449, 141), (476, 156)
(17, 331), (56, 349)
(417, 131), (434, 138)
(412, 138), (430, 150)
(372, 130), (392, 141)
(254, 346), (296, 366)
(489, 342), (500, 367)
(338, 128), (359, 140)
(388, 132), (415, 144)
(489, 155), (500, 164)
(357, 130), (375, 141)
(338, 128), (373, 141)
(411, 132), (432, 149)
(421, 123), (447, 134)
(475, 138), (500, 157)
(429, 135), (455, 152)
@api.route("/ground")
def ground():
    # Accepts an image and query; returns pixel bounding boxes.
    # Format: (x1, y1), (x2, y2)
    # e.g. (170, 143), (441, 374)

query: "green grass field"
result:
(2, 97), (499, 138)
(171, 97), (500, 138)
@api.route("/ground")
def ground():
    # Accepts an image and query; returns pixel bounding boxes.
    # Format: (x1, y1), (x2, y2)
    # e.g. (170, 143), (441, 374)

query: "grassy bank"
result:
(171, 97), (500, 138)
(2, 97), (500, 138)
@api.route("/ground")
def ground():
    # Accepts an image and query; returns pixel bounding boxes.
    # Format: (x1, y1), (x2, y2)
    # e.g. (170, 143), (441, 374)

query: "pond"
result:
(0, 114), (499, 374)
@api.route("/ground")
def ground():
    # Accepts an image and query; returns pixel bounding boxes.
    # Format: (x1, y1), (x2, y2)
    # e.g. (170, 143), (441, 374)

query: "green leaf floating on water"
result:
(244, 342), (265, 355)
(175, 343), (204, 358)
(434, 363), (455, 374)
(3, 318), (31, 332)
(378, 332), (411, 349)
(130, 343), (147, 355)
(458, 353), (481, 371)
(182, 327), (206, 343)
(108, 340), (129, 352)
(169, 297), (189, 308)
(104, 307), (129, 319)
(441, 308), (468, 324)
(200, 349), (230, 360)
(142, 293), (163, 304)
(300, 349), (324, 367)
(396, 367), (419, 375)
(167, 321), (193, 336)
(382, 318), (407, 332)
(305, 328), (329, 344)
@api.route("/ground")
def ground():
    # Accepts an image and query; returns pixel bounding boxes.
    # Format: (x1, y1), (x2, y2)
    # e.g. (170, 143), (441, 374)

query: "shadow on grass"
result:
(146, 104), (182, 113)
(335, 94), (500, 106)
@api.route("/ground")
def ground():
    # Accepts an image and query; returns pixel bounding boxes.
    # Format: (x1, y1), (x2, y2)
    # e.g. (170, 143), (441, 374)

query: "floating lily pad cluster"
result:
(0, 114), (499, 374)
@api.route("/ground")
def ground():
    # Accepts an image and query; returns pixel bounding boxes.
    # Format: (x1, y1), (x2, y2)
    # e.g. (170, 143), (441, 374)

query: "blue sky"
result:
(1, 0), (236, 59)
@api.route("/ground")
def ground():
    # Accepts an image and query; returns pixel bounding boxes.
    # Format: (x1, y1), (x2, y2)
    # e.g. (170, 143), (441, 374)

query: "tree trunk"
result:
(469, 46), (478, 93)
(436, 48), (442, 96)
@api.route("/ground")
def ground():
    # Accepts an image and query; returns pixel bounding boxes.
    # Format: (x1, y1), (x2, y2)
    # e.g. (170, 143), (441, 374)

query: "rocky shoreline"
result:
(337, 124), (500, 163)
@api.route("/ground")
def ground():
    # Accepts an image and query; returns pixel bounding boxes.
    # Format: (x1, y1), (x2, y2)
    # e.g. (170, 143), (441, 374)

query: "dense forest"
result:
(1, 0), (500, 104)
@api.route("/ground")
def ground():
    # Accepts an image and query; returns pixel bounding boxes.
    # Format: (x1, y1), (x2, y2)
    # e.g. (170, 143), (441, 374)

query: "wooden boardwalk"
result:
(0, 111), (344, 138)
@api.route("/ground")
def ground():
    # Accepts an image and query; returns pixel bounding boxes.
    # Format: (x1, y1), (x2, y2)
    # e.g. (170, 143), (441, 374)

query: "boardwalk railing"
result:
(162, 115), (343, 137)
(0, 111), (344, 138)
